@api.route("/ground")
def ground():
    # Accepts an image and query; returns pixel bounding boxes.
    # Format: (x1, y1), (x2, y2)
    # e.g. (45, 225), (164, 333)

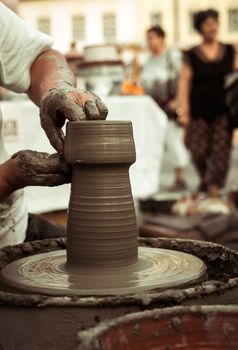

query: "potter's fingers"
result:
(62, 101), (87, 122)
(94, 96), (108, 120)
(12, 150), (52, 178)
(29, 153), (71, 175)
(85, 100), (100, 120)
(12, 150), (72, 180)
(45, 155), (72, 175)
(46, 126), (65, 155)
(12, 150), (49, 160)
(45, 173), (71, 186)
(36, 159), (71, 175)
(40, 113), (65, 153)
(26, 174), (71, 187)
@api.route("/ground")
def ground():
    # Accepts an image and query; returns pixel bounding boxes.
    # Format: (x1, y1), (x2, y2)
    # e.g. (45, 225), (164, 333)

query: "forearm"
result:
(178, 88), (190, 115)
(177, 65), (192, 115)
(27, 49), (76, 106)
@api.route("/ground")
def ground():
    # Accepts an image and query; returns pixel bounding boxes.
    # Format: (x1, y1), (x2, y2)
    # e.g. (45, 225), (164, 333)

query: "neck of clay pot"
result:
(66, 163), (138, 269)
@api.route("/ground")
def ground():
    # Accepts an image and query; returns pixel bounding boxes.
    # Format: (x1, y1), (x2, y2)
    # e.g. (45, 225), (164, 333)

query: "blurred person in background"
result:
(178, 9), (238, 193)
(141, 26), (189, 192)
(0, 3), (107, 248)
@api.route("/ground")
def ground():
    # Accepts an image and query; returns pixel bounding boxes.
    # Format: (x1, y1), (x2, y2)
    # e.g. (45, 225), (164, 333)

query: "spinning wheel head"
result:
(0, 121), (207, 296)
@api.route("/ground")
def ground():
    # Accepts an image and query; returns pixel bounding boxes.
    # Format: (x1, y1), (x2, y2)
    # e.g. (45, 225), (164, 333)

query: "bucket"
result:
(77, 305), (238, 350)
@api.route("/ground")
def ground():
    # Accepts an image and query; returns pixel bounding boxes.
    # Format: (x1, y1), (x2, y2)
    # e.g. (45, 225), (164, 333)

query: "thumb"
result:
(40, 114), (65, 154)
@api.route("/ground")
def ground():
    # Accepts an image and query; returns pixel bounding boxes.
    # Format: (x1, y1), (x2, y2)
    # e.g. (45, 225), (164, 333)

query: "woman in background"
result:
(178, 9), (238, 193)
(141, 26), (189, 192)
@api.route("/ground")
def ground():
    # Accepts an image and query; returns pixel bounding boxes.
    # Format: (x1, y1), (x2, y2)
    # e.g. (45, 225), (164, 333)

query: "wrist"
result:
(176, 107), (190, 117)
(0, 159), (24, 199)
(40, 83), (77, 109)
(28, 49), (76, 106)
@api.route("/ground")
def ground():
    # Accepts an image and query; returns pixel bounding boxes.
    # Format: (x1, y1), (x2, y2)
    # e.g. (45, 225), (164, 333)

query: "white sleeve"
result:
(0, 3), (53, 93)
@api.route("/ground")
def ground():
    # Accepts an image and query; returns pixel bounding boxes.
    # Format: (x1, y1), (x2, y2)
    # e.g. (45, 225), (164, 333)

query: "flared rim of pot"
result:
(66, 120), (132, 126)
(0, 237), (238, 307)
(64, 120), (136, 164)
(77, 305), (238, 350)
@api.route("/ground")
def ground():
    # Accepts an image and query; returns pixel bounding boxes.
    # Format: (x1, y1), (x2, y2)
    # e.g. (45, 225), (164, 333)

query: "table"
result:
(1, 95), (167, 213)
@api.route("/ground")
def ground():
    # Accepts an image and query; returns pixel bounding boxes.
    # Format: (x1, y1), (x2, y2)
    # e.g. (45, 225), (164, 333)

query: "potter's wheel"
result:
(0, 247), (206, 296)
(0, 121), (207, 297)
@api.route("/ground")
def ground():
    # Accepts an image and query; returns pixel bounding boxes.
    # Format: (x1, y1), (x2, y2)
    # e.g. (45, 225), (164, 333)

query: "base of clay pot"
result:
(0, 247), (206, 296)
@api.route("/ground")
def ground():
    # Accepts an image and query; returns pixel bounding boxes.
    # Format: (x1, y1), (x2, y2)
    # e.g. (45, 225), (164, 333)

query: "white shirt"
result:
(0, 3), (53, 248)
(141, 48), (181, 104)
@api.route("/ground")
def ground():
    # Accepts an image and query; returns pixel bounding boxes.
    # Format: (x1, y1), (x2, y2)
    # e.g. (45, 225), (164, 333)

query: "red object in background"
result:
(78, 306), (238, 350)
(120, 79), (144, 95)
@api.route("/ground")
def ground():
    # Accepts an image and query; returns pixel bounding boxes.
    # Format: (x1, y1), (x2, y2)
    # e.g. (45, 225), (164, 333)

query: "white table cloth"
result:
(1, 95), (167, 213)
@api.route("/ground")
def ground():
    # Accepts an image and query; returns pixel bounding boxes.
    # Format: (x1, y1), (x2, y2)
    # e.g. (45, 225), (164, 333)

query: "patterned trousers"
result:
(186, 115), (232, 189)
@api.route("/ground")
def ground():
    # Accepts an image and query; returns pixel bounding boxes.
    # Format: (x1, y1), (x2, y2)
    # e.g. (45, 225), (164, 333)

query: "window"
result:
(150, 12), (162, 26)
(228, 9), (238, 32)
(37, 16), (51, 35)
(72, 15), (86, 41)
(103, 13), (116, 43)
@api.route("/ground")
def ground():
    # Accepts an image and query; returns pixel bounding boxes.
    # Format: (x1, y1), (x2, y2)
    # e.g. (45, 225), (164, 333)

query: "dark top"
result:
(184, 43), (235, 121)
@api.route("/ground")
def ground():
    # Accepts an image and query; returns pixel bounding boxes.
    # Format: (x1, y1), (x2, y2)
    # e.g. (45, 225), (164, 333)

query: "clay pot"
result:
(64, 121), (138, 269)
(0, 237), (238, 350)
(77, 305), (238, 350)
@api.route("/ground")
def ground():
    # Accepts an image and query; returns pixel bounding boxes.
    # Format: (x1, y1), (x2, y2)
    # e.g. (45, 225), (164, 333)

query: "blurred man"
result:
(141, 26), (189, 191)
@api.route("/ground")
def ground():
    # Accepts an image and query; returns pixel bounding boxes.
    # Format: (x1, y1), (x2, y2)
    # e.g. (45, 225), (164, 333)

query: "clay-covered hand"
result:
(40, 87), (108, 153)
(11, 150), (71, 188)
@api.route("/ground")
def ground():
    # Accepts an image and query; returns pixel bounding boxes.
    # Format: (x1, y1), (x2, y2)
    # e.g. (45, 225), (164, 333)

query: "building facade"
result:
(18, 0), (238, 53)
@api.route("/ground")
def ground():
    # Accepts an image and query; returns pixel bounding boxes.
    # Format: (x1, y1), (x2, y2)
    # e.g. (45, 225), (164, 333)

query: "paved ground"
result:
(159, 141), (238, 193)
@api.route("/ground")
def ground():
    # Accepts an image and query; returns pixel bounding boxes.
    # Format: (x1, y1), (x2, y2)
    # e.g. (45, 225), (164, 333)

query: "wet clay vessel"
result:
(0, 121), (206, 296)
(77, 305), (238, 350)
(65, 121), (138, 269)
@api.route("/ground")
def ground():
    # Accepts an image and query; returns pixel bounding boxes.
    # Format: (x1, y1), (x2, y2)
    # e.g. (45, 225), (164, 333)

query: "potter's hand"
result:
(11, 150), (71, 187)
(40, 87), (108, 153)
